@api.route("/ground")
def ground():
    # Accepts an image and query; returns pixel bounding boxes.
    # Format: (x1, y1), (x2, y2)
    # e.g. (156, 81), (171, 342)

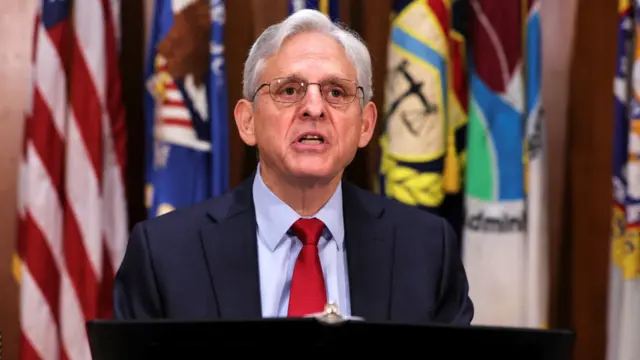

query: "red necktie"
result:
(287, 218), (327, 317)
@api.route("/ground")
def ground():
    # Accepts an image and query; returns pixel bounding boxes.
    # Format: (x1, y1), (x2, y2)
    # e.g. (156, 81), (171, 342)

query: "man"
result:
(113, 9), (473, 325)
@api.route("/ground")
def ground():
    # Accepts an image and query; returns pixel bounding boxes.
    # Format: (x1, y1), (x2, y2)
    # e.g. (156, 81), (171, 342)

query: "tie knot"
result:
(291, 218), (325, 246)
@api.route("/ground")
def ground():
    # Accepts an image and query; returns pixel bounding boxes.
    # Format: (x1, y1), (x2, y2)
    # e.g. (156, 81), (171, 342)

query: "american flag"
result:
(15, 0), (127, 359)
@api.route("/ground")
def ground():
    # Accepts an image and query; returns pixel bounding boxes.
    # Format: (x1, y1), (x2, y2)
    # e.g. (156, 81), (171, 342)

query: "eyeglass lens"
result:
(269, 77), (358, 104)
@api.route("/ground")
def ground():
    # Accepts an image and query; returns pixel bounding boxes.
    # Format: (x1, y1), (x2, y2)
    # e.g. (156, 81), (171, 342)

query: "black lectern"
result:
(87, 318), (574, 359)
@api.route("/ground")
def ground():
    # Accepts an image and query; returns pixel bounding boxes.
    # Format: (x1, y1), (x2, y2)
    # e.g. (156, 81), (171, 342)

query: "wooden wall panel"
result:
(346, 0), (392, 190)
(223, 0), (255, 186)
(122, 0), (147, 230)
(565, 0), (618, 359)
(0, 2), (36, 359)
(540, 0), (578, 330)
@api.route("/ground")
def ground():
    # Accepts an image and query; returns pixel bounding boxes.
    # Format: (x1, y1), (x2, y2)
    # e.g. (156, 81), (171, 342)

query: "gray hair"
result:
(242, 9), (373, 103)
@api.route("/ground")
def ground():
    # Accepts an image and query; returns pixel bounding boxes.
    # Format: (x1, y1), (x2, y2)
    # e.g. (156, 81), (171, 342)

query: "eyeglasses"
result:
(251, 77), (363, 105)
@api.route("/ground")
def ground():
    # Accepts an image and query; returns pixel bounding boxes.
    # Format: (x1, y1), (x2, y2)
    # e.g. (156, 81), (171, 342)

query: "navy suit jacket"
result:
(113, 176), (474, 325)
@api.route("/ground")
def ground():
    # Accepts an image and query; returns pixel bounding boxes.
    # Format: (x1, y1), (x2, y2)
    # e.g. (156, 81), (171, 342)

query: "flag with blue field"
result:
(461, 0), (527, 327)
(144, 0), (229, 218)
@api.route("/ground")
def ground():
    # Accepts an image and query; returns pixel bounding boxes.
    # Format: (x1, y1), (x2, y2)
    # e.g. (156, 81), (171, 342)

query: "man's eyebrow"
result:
(281, 73), (306, 81)
(271, 73), (350, 82)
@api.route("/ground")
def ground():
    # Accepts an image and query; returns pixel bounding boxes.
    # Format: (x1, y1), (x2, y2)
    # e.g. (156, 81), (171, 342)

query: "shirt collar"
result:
(252, 164), (344, 252)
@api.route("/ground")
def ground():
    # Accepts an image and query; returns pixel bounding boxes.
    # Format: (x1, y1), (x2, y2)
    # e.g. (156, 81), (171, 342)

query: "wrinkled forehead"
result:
(261, 32), (357, 83)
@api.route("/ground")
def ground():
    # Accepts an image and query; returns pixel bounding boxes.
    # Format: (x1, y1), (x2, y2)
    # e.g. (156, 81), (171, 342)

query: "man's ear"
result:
(358, 101), (377, 148)
(234, 99), (256, 146)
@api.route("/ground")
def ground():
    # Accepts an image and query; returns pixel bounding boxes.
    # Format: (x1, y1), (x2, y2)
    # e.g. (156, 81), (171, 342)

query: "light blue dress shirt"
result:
(252, 167), (351, 317)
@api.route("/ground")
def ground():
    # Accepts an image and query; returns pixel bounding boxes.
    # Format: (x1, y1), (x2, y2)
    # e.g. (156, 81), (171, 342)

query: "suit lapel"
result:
(199, 177), (262, 319)
(343, 183), (395, 322)
(197, 178), (396, 321)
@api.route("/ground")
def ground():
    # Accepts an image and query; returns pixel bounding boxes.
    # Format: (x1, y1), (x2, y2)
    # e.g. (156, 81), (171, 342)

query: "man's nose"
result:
(301, 85), (325, 119)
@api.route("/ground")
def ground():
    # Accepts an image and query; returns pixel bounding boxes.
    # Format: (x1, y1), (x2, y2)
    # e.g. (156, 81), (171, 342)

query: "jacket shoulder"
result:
(135, 189), (237, 240)
(349, 183), (447, 230)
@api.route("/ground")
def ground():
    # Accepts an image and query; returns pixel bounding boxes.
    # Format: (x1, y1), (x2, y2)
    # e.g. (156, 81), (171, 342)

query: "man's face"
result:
(234, 31), (377, 183)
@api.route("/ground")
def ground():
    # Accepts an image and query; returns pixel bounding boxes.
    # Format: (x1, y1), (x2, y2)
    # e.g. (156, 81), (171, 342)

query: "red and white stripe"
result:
(17, 1), (127, 359)
(152, 57), (210, 151)
(156, 58), (193, 129)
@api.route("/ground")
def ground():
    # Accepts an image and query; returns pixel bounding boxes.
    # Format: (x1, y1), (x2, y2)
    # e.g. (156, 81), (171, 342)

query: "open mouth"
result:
(296, 134), (325, 145)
